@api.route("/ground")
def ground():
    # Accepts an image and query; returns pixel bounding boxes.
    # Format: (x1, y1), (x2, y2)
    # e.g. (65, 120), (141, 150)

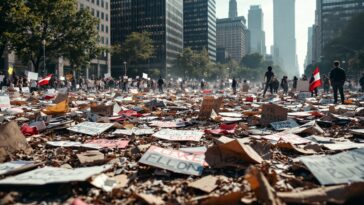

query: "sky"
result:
(216, 0), (316, 74)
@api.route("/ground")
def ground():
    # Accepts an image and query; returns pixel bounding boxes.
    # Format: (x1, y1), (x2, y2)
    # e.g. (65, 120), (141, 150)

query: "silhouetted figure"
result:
(292, 76), (298, 91)
(330, 61), (346, 104)
(232, 78), (237, 95)
(158, 76), (164, 93)
(281, 76), (288, 95)
(263, 66), (274, 97)
(360, 73), (364, 92)
(323, 75), (330, 94)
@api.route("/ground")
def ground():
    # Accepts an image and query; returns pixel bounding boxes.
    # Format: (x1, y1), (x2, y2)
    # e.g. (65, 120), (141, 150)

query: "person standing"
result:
(360, 73), (364, 92)
(263, 66), (274, 97)
(232, 78), (238, 95)
(158, 76), (164, 93)
(330, 61), (346, 104)
(310, 74), (318, 97)
(323, 75), (330, 94)
(292, 76), (298, 91)
(281, 76), (289, 95)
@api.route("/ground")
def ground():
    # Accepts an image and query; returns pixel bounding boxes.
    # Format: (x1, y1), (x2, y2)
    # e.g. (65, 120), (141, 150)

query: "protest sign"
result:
(199, 96), (215, 120)
(46, 141), (100, 149)
(91, 104), (114, 117)
(0, 75), (4, 82)
(0, 95), (11, 109)
(0, 121), (32, 162)
(0, 165), (112, 185)
(0, 161), (37, 176)
(85, 139), (129, 149)
(27, 72), (38, 81)
(261, 103), (288, 126)
(113, 128), (155, 136)
(205, 140), (263, 168)
(150, 120), (186, 128)
(142, 73), (148, 79)
(270, 119), (299, 131)
(300, 148), (364, 185)
(68, 122), (114, 136)
(139, 146), (204, 176)
(22, 87), (30, 93)
(179, 147), (207, 155)
(153, 129), (204, 142)
(261, 132), (311, 145)
(104, 73), (111, 79)
(297, 80), (310, 92)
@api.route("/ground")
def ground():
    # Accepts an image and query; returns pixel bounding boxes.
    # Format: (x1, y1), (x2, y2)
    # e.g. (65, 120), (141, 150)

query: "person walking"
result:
(263, 66), (274, 97)
(158, 76), (164, 93)
(281, 76), (289, 95)
(292, 76), (298, 91)
(330, 61), (346, 104)
(232, 78), (238, 95)
(360, 73), (364, 92)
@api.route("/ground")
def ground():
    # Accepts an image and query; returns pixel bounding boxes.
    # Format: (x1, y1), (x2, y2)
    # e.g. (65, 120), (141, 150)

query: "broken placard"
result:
(91, 104), (114, 117)
(205, 140), (263, 168)
(199, 96), (219, 120)
(188, 175), (218, 193)
(270, 119), (299, 131)
(68, 122), (114, 136)
(261, 132), (311, 145)
(85, 139), (129, 149)
(0, 165), (112, 185)
(0, 161), (38, 176)
(77, 150), (105, 165)
(139, 146), (204, 176)
(297, 92), (312, 101)
(300, 148), (364, 185)
(0, 95), (11, 109)
(0, 121), (32, 161)
(112, 128), (155, 136)
(149, 120), (186, 128)
(297, 80), (310, 92)
(261, 104), (288, 126)
(153, 129), (204, 142)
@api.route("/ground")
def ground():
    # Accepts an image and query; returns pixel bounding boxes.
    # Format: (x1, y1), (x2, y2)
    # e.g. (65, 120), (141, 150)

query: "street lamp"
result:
(42, 40), (46, 75)
(123, 61), (127, 77)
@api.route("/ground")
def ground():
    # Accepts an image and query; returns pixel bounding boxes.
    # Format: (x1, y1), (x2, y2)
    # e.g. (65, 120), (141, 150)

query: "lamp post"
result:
(42, 40), (46, 75)
(123, 61), (127, 77)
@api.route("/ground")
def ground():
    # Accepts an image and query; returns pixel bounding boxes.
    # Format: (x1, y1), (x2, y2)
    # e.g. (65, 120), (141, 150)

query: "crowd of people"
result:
(1, 60), (364, 105)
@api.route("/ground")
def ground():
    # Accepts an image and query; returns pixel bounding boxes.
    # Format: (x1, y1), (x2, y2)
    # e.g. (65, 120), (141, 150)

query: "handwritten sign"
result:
(113, 128), (155, 136)
(297, 80), (310, 92)
(300, 148), (364, 185)
(198, 96), (215, 120)
(0, 95), (11, 109)
(0, 165), (112, 185)
(139, 146), (204, 176)
(27, 72), (38, 81)
(68, 122), (114, 136)
(261, 104), (288, 126)
(153, 129), (204, 142)
(270, 119), (299, 131)
(91, 104), (114, 117)
(261, 132), (311, 145)
(150, 121), (186, 128)
(85, 139), (129, 149)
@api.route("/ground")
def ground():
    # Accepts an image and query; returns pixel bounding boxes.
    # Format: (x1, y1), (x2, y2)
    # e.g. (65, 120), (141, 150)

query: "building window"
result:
(106, 2), (108, 10)
(97, 0), (100, 6)
(101, 24), (104, 32)
(106, 14), (108, 21)
(101, 0), (104, 8)
(101, 12), (104, 20)
(106, 26), (108, 33)
(97, 10), (99, 18)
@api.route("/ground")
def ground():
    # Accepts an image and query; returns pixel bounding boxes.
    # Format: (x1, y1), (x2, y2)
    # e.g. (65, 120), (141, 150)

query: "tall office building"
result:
(217, 17), (250, 62)
(184, 0), (216, 61)
(248, 5), (266, 55)
(273, 0), (298, 77)
(304, 26), (313, 68)
(313, 0), (364, 63)
(111, 0), (184, 77)
(229, 0), (238, 18)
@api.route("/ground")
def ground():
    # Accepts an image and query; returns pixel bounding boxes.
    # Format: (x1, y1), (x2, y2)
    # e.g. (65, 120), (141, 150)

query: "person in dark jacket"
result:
(292, 76), (298, 91)
(310, 74), (318, 97)
(232, 78), (238, 95)
(158, 76), (164, 93)
(281, 76), (289, 95)
(360, 73), (364, 92)
(263, 66), (274, 97)
(330, 61), (346, 104)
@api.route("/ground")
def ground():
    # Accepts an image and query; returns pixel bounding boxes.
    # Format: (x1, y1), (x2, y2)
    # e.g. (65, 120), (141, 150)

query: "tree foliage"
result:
(240, 53), (263, 68)
(10, 0), (101, 72)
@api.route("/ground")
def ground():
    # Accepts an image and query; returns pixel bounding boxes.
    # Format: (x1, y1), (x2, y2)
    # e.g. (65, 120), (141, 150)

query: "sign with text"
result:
(261, 104), (288, 126)
(27, 72), (38, 81)
(85, 139), (129, 149)
(298, 92), (312, 101)
(68, 122), (114, 136)
(261, 132), (311, 145)
(0, 95), (11, 109)
(139, 146), (204, 176)
(153, 129), (204, 142)
(270, 119), (299, 131)
(297, 80), (310, 92)
(300, 148), (364, 185)
(0, 165), (112, 185)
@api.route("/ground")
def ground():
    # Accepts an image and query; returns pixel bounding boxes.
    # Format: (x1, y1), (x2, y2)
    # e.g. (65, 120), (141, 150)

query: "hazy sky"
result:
(216, 0), (316, 74)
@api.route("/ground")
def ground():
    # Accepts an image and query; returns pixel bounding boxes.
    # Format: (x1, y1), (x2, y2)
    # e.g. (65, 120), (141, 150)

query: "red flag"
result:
(310, 67), (321, 92)
(38, 74), (52, 86)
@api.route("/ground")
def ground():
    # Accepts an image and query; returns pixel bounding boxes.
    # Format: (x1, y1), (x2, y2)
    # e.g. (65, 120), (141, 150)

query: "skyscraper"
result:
(248, 5), (266, 55)
(273, 0), (298, 76)
(229, 0), (237, 18)
(111, 0), (184, 77)
(313, 0), (364, 63)
(217, 17), (249, 62)
(304, 26), (313, 68)
(184, 0), (216, 61)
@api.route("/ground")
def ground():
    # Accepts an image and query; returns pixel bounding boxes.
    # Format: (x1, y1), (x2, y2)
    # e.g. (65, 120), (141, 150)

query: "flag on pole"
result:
(310, 67), (321, 92)
(38, 74), (52, 86)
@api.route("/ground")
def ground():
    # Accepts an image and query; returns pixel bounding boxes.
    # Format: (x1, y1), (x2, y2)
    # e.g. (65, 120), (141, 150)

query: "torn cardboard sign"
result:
(205, 140), (263, 168)
(153, 129), (204, 142)
(0, 121), (32, 161)
(85, 139), (129, 149)
(91, 104), (114, 117)
(261, 132), (311, 145)
(0, 95), (11, 109)
(261, 104), (288, 126)
(139, 146), (204, 176)
(68, 122), (114, 136)
(198, 96), (223, 120)
(270, 119), (299, 131)
(0, 161), (38, 176)
(300, 148), (364, 185)
(112, 128), (155, 136)
(188, 175), (218, 193)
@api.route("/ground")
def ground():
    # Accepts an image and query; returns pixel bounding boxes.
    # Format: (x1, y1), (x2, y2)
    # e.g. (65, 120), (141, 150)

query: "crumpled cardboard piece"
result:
(42, 100), (69, 115)
(205, 140), (263, 168)
(188, 175), (218, 193)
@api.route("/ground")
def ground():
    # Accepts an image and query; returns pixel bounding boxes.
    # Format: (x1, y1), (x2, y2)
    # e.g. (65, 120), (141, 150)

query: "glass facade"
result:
(111, 0), (183, 77)
(183, 0), (216, 61)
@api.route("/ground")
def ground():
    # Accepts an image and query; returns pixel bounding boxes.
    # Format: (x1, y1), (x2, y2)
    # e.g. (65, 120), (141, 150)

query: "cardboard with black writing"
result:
(198, 96), (215, 120)
(91, 104), (114, 117)
(300, 148), (364, 185)
(139, 146), (204, 176)
(205, 140), (263, 168)
(0, 121), (32, 162)
(261, 104), (288, 126)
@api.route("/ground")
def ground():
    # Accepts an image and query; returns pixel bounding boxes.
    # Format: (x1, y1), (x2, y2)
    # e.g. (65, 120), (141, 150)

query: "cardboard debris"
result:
(136, 193), (165, 205)
(85, 139), (129, 149)
(0, 161), (38, 176)
(270, 119), (299, 131)
(77, 150), (105, 165)
(153, 129), (204, 142)
(91, 104), (114, 117)
(113, 128), (155, 136)
(261, 104), (288, 126)
(188, 175), (218, 193)
(68, 122), (114, 136)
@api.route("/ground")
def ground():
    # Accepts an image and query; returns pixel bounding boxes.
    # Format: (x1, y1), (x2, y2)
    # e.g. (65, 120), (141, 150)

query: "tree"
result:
(116, 32), (154, 65)
(0, 0), (28, 57)
(240, 53), (263, 68)
(13, 0), (100, 73)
